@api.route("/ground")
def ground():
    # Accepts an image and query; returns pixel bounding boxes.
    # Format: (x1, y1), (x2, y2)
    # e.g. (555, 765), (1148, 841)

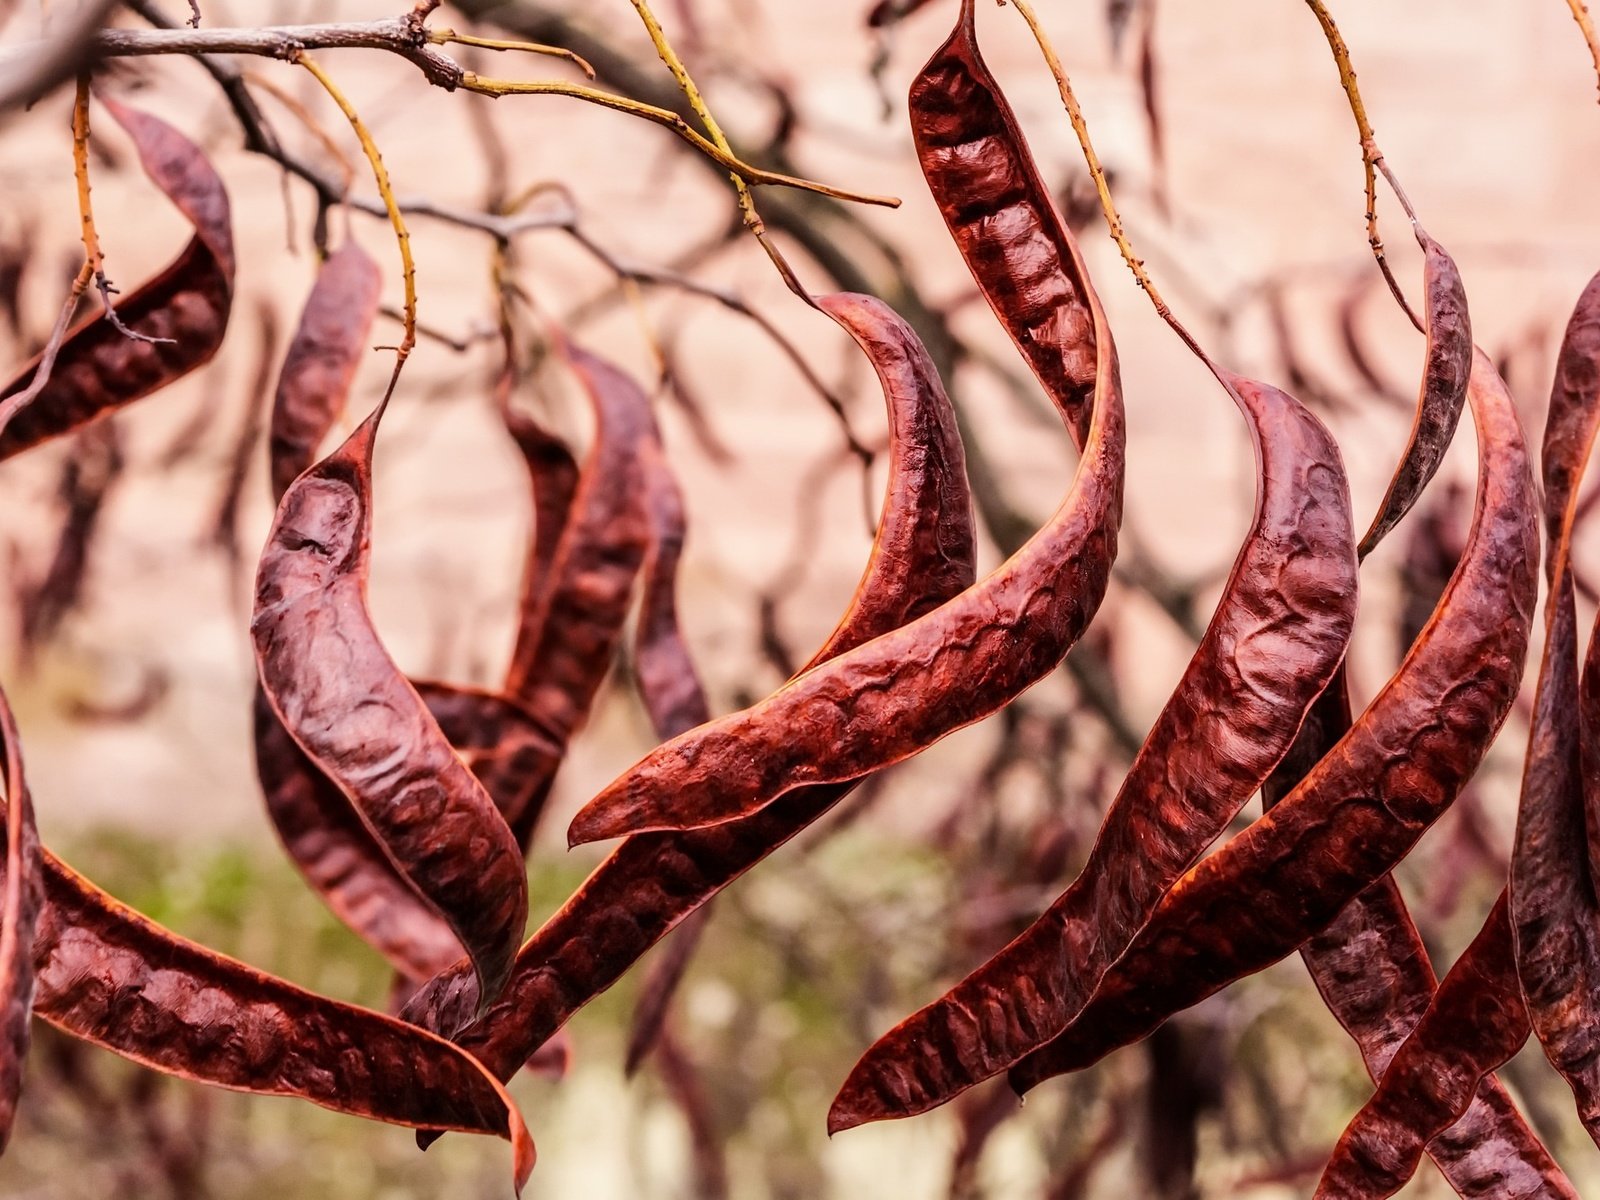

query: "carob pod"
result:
(827, 0), (1358, 1124)
(268, 239), (382, 498)
(399, 295), (976, 1105)
(563, 27), (1127, 845)
(0, 99), (233, 458)
(252, 403), (528, 1009)
(1010, 353), (1537, 1101)
(0, 684), (41, 1153)
(499, 342), (657, 848)
(254, 683), (559, 982)
(1512, 267), (1600, 1146)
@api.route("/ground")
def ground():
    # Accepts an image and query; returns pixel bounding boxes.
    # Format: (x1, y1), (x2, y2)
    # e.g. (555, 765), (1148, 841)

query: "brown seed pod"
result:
(1512, 267), (1600, 1148)
(0, 684), (41, 1153)
(25, 845), (534, 1189)
(499, 342), (657, 848)
(268, 239), (382, 500)
(1313, 892), (1539, 1200)
(252, 405), (527, 1008)
(1011, 352), (1537, 1096)
(254, 683), (558, 982)
(828, 368), (1358, 1125)
(563, 54), (1126, 845)
(399, 294), (976, 1097)
(1357, 232), (1471, 557)
(1266, 680), (1571, 1199)
(0, 99), (233, 459)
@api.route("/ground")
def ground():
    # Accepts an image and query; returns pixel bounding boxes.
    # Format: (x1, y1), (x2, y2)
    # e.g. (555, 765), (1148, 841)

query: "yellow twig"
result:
(428, 27), (595, 79)
(242, 67), (358, 196)
(297, 52), (415, 387)
(1568, 0), (1600, 102)
(622, 0), (811, 299)
(1007, 0), (1208, 363)
(1302, 0), (1424, 331)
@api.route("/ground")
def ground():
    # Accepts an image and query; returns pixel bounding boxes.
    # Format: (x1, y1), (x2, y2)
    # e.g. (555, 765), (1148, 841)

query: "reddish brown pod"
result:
(400, 294), (976, 1092)
(0, 98), (233, 458)
(252, 405), (527, 1008)
(829, 362), (1357, 1124)
(0, 685), (41, 1153)
(254, 683), (558, 982)
(1265, 682), (1571, 1199)
(1512, 267), (1600, 1148)
(1357, 231), (1471, 557)
(28, 847), (534, 1189)
(563, 70), (1126, 845)
(268, 239), (382, 498)
(1012, 353), (1538, 1097)
(1313, 892), (1538, 1199)
(500, 342), (657, 848)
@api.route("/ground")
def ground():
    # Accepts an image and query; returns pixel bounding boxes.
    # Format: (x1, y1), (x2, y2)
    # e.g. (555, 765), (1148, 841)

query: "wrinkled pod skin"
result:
(251, 406), (528, 1008)
(828, 366), (1358, 1120)
(1514, 267), (1600, 1149)
(564, 18), (1126, 848)
(1265, 680), (1572, 1199)
(0, 683), (41, 1153)
(1011, 353), (1537, 1098)
(399, 295), (977, 1109)
(0, 99), (234, 458)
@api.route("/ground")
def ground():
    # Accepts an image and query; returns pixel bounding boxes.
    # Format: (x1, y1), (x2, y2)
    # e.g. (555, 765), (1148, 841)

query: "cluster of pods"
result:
(0, 4), (1597, 1196)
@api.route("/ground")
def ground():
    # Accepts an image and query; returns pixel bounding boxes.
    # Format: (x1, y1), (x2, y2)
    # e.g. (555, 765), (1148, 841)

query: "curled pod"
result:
(1357, 231), (1471, 557)
(1512, 267), (1600, 1147)
(1011, 352), (1538, 1096)
(252, 406), (527, 1008)
(1264, 681), (1571, 1199)
(23, 845), (533, 1189)
(400, 294), (976, 1093)
(564, 41), (1127, 845)
(828, 364), (1357, 1124)
(0, 684), (41, 1152)
(1313, 892), (1543, 1200)
(268, 239), (382, 499)
(499, 343), (657, 848)
(0, 99), (233, 458)
(254, 683), (558, 983)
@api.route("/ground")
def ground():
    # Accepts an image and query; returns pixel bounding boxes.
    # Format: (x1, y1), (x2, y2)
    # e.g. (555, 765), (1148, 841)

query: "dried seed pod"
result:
(252, 406), (528, 1007)
(1512, 267), (1600, 1148)
(1267, 682), (1571, 1198)
(399, 295), (976, 1097)
(828, 367), (1358, 1125)
(254, 683), (559, 982)
(0, 685), (41, 1152)
(268, 239), (382, 499)
(500, 343), (657, 847)
(26, 846), (534, 1189)
(564, 46), (1126, 844)
(1313, 892), (1535, 1199)
(1358, 232), (1471, 557)
(1012, 353), (1537, 1096)
(0, 99), (233, 458)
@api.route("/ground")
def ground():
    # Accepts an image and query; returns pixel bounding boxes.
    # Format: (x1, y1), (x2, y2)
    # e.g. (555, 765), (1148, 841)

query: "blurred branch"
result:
(0, 0), (117, 118)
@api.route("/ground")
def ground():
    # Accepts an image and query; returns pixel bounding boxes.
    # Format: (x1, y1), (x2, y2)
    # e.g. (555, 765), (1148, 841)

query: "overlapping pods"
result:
(829, 0), (1358, 1126)
(251, 402), (528, 1007)
(1009, 351), (1537, 1100)
(0, 99), (233, 457)
(399, 295), (978, 1090)
(562, 32), (1126, 849)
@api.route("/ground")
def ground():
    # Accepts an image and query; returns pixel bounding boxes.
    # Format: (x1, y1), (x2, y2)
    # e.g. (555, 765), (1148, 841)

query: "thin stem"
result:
(427, 27), (594, 78)
(1007, 0), (1208, 363)
(623, 0), (813, 300)
(1568, 0), (1600, 102)
(297, 52), (415, 377)
(1301, 0), (1424, 331)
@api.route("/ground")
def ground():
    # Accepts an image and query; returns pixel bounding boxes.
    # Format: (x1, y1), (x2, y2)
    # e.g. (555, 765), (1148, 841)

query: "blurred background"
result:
(0, 0), (1597, 1196)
